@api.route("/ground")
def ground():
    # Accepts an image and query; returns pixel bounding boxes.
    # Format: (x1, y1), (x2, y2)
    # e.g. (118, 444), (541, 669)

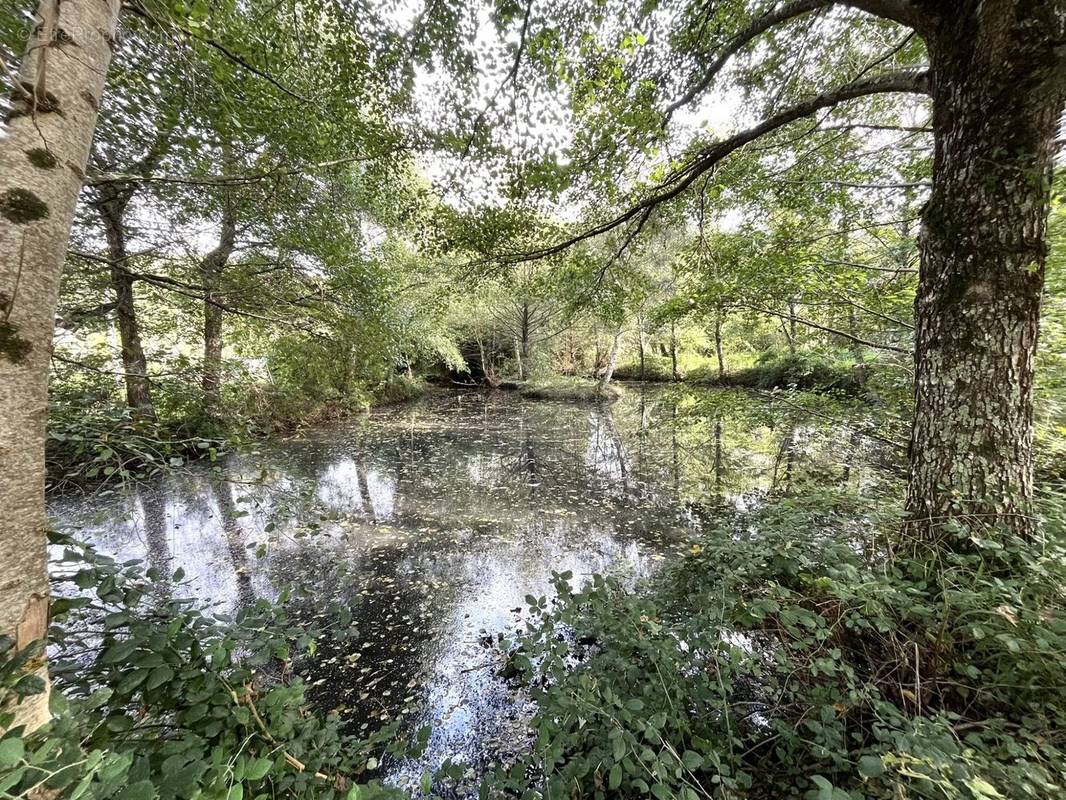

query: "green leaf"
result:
(146, 666), (174, 691)
(608, 764), (622, 790)
(810, 775), (834, 800)
(244, 757), (272, 781)
(117, 779), (156, 800)
(0, 737), (24, 767)
(857, 755), (884, 779)
(101, 639), (138, 664)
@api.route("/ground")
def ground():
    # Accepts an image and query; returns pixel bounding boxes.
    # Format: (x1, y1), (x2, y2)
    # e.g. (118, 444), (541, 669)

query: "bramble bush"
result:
(488, 488), (1066, 799)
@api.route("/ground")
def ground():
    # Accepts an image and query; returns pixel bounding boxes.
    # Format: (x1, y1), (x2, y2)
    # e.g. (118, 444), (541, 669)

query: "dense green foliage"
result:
(493, 489), (1066, 799)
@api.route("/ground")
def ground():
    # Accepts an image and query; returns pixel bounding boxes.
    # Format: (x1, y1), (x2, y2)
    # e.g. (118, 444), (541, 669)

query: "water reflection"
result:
(49, 386), (895, 792)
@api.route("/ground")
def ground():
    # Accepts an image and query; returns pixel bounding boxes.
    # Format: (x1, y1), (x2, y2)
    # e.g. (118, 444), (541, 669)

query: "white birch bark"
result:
(0, 0), (121, 731)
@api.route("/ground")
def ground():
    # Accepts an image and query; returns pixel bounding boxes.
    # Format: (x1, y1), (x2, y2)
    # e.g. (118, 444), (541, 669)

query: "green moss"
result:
(0, 320), (32, 364)
(24, 147), (58, 169)
(0, 188), (50, 224)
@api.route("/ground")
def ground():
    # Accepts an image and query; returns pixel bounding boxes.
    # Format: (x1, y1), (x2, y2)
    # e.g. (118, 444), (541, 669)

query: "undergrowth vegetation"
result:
(687, 353), (864, 395)
(0, 535), (414, 799)
(488, 488), (1066, 799)
(517, 376), (621, 402)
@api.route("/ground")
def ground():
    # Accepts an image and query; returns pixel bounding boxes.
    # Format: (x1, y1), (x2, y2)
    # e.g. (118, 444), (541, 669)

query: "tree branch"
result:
(743, 303), (910, 352)
(505, 69), (930, 264)
(839, 0), (932, 31)
(84, 156), (386, 188)
(665, 0), (832, 118)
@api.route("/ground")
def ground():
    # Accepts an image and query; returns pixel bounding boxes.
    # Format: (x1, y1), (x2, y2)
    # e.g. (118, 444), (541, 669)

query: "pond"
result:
(49, 386), (899, 793)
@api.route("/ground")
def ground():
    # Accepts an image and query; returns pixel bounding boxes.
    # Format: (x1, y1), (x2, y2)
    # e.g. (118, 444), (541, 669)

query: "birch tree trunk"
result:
(0, 0), (121, 731)
(637, 315), (645, 380)
(903, 2), (1066, 544)
(598, 326), (622, 389)
(713, 310), (725, 381)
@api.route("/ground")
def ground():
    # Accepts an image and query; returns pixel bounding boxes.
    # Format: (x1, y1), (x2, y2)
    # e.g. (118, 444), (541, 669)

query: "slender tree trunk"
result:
(477, 336), (499, 387)
(846, 305), (868, 390)
(904, 5), (1066, 544)
(713, 310), (725, 381)
(599, 326), (622, 389)
(637, 315), (646, 380)
(514, 338), (524, 380)
(0, 0), (121, 731)
(519, 302), (531, 376)
(670, 321), (679, 381)
(787, 301), (797, 355)
(200, 199), (237, 414)
(91, 186), (155, 417)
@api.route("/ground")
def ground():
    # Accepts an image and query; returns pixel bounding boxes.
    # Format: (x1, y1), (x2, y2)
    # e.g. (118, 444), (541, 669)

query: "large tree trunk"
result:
(200, 200), (237, 414)
(91, 185), (155, 418)
(904, 4), (1066, 543)
(0, 0), (121, 731)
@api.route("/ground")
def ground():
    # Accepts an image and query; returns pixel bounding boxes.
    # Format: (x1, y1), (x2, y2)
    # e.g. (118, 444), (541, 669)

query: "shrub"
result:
(517, 376), (621, 402)
(612, 356), (676, 382)
(688, 352), (863, 395)
(371, 374), (427, 406)
(486, 489), (1066, 799)
(46, 402), (230, 492)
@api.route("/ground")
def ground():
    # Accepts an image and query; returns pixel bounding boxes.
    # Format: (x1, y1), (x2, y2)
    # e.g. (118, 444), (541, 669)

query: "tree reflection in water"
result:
(50, 386), (898, 791)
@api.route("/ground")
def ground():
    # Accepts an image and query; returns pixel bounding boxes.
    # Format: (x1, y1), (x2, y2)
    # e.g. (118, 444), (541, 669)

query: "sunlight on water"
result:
(49, 386), (894, 791)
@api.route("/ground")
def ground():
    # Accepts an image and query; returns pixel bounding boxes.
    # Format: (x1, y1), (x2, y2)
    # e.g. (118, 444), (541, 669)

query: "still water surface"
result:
(50, 387), (894, 790)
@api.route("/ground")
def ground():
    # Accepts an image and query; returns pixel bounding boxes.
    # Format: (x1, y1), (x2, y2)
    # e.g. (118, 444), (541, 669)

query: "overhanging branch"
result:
(505, 69), (930, 264)
(666, 0), (832, 118)
(84, 155), (388, 188)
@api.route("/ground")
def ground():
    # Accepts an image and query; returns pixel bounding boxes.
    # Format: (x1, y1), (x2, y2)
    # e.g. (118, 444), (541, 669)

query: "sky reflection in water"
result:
(50, 387), (893, 791)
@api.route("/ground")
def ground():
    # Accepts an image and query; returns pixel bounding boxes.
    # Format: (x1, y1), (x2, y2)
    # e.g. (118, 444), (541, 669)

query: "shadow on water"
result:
(49, 386), (899, 793)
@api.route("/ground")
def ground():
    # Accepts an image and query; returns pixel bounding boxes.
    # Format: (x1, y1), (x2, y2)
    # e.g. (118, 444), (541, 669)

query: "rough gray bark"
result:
(0, 0), (122, 731)
(90, 181), (155, 417)
(903, 1), (1066, 543)
(200, 200), (237, 413)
